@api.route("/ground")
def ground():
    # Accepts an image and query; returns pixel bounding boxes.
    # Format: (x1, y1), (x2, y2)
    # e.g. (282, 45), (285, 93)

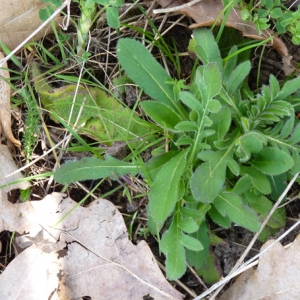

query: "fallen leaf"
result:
(0, 193), (184, 299)
(219, 234), (300, 300)
(0, 52), (21, 148)
(154, 0), (292, 74)
(0, 0), (62, 51)
(0, 144), (31, 232)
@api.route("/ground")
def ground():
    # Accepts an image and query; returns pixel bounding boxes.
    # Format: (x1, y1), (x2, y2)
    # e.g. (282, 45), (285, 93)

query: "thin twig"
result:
(153, 0), (202, 14)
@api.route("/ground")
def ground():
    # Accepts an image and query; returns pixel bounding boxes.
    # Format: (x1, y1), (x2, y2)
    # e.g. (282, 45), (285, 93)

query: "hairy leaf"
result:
(141, 101), (182, 131)
(117, 39), (186, 119)
(160, 219), (186, 280)
(148, 150), (189, 224)
(240, 166), (271, 194)
(193, 28), (222, 72)
(214, 192), (261, 232)
(54, 156), (140, 184)
(251, 147), (294, 175)
(226, 61), (251, 95)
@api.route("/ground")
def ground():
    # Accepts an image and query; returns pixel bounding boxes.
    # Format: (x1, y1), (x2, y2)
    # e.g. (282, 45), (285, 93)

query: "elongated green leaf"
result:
(240, 166), (271, 194)
(179, 233), (203, 251)
(193, 28), (222, 71)
(175, 121), (198, 132)
(148, 149), (189, 224)
(196, 63), (222, 102)
(226, 61), (251, 95)
(54, 155), (140, 184)
(141, 101), (182, 131)
(207, 106), (231, 145)
(143, 151), (180, 181)
(232, 175), (252, 194)
(180, 207), (205, 221)
(209, 206), (231, 228)
(179, 91), (202, 113)
(251, 147), (294, 175)
(275, 76), (300, 100)
(288, 122), (300, 144)
(178, 217), (199, 233)
(195, 252), (222, 284)
(223, 45), (238, 84)
(269, 74), (280, 98)
(186, 221), (209, 269)
(160, 219), (186, 280)
(214, 192), (261, 232)
(203, 63), (222, 100)
(106, 6), (119, 28)
(117, 39), (186, 119)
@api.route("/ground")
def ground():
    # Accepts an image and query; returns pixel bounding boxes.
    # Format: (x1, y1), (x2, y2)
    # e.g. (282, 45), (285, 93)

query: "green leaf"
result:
(106, 7), (120, 28)
(180, 207), (205, 221)
(141, 101), (182, 131)
(251, 147), (294, 175)
(269, 74), (280, 97)
(175, 121), (198, 132)
(207, 106), (231, 145)
(143, 151), (180, 181)
(193, 28), (222, 72)
(195, 251), (222, 284)
(288, 122), (300, 144)
(31, 62), (153, 146)
(117, 39), (186, 119)
(190, 160), (226, 203)
(214, 192), (261, 232)
(232, 175), (252, 194)
(269, 173), (287, 201)
(39, 5), (54, 21)
(226, 61), (251, 94)
(240, 166), (271, 194)
(275, 76), (300, 100)
(227, 158), (240, 176)
(160, 219), (186, 280)
(179, 91), (202, 113)
(186, 221), (209, 269)
(207, 99), (221, 113)
(209, 206), (231, 228)
(223, 45), (238, 83)
(196, 63), (222, 102)
(54, 155), (140, 184)
(178, 217), (199, 233)
(148, 149), (189, 224)
(179, 233), (203, 251)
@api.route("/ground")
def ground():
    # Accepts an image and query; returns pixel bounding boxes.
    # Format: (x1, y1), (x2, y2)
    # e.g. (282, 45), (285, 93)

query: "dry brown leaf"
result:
(0, 144), (31, 232)
(154, 0), (292, 74)
(0, 52), (21, 148)
(0, 193), (184, 300)
(0, 0), (62, 51)
(0, 245), (61, 300)
(219, 235), (300, 300)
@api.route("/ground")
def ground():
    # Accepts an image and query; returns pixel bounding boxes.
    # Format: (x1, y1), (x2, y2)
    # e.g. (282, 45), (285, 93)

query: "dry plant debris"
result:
(0, 0), (62, 51)
(219, 235), (300, 300)
(154, 0), (293, 74)
(0, 188), (184, 299)
(0, 52), (21, 149)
